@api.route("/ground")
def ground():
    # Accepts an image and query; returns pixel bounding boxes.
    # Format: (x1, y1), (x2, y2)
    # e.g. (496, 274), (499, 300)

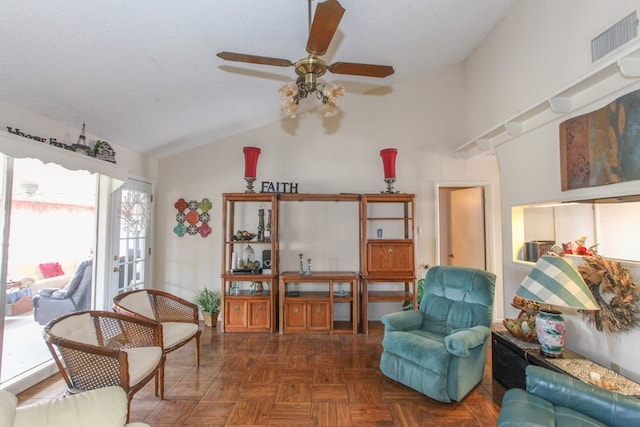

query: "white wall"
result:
(466, 0), (640, 381)
(154, 64), (503, 319)
(465, 0), (640, 140)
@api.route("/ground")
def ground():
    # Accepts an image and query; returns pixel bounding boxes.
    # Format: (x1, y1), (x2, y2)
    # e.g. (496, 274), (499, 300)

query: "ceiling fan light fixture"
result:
(282, 101), (300, 118)
(322, 82), (344, 103)
(322, 101), (339, 118)
(279, 78), (344, 118)
(279, 83), (299, 102)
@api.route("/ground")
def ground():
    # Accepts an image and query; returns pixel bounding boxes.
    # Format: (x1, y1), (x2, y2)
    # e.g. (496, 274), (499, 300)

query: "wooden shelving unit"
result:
(220, 192), (416, 334)
(220, 193), (278, 333)
(360, 194), (416, 334)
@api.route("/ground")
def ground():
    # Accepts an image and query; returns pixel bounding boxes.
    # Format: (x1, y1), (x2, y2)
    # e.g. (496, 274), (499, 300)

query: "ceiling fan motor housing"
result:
(295, 56), (327, 91)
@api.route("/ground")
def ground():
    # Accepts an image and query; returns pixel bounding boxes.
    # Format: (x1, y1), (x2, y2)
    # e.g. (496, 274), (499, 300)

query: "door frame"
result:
(434, 181), (497, 275)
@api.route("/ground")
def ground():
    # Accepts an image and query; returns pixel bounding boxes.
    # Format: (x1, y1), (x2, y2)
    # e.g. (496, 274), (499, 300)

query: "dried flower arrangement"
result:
(578, 255), (640, 333)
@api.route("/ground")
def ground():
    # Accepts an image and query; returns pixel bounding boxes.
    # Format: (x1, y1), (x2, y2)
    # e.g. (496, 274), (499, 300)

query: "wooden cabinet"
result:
(224, 296), (272, 332)
(365, 240), (414, 276)
(360, 194), (416, 334)
(220, 193), (278, 333)
(283, 300), (331, 332)
(279, 271), (358, 334)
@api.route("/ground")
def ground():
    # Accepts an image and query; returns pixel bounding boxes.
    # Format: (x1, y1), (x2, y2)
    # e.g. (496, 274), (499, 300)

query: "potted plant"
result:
(194, 287), (221, 327)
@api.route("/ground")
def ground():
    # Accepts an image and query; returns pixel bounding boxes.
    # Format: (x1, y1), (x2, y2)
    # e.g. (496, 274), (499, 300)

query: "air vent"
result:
(591, 12), (638, 62)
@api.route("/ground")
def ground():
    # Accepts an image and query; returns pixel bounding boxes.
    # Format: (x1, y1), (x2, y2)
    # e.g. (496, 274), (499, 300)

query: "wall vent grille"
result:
(591, 11), (638, 62)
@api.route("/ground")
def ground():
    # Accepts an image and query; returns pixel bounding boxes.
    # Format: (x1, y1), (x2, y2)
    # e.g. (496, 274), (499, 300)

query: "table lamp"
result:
(515, 255), (600, 357)
(242, 146), (261, 193)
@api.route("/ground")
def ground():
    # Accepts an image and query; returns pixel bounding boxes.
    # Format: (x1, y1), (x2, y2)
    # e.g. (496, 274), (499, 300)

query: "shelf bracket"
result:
(504, 121), (523, 136)
(549, 96), (573, 113)
(617, 56), (640, 77)
(475, 138), (493, 151)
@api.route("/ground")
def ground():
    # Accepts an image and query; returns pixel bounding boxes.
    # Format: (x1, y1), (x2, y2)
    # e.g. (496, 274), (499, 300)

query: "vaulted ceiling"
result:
(0, 0), (515, 159)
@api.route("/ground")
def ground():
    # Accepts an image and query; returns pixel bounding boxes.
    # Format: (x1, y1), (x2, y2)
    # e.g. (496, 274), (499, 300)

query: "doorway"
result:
(1, 157), (97, 386)
(437, 185), (486, 269)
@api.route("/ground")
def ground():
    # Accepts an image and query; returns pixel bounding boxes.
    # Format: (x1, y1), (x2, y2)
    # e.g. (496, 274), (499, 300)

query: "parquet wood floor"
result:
(17, 324), (505, 426)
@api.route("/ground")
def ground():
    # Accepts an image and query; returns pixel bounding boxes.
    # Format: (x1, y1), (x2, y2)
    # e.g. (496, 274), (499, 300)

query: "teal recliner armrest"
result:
(498, 365), (640, 427)
(444, 326), (490, 357)
(380, 310), (424, 331)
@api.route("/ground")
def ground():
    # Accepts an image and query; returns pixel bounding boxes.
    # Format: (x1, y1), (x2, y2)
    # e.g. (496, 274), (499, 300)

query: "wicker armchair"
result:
(43, 310), (165, 420)
(112, 289), (201, 387)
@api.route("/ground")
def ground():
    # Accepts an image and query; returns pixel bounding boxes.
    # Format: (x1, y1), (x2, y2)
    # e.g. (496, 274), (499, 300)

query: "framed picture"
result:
(560, 88), (640, 190)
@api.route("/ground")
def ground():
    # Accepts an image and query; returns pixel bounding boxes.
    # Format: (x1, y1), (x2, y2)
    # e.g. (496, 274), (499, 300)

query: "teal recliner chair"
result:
(380, 265), (496, 402)
(498, 366), (640, 426)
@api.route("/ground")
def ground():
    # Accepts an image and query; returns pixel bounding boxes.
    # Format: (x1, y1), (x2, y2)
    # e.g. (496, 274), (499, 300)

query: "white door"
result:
(109, 179), (152, 301)
(449, 187), (486, 269)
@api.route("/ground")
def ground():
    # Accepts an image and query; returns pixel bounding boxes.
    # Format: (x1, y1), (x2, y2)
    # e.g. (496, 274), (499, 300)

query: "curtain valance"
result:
(0, 129), (128, 183)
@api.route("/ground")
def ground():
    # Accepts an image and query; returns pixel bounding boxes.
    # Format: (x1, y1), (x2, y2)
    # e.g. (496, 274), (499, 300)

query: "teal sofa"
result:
(379, 265), (496, 402)
(498, 365), (640, 426)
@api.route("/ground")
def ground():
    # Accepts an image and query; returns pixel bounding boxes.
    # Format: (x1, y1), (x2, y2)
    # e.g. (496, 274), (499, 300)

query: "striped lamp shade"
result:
(516, 255), (600, 310)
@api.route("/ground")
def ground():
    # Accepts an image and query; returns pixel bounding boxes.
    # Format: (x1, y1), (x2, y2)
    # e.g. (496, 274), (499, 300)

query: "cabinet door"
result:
(492, 336), (528, 389)
(366, 240), (414, 275)
(308, 301), (331, 331)
(248, 300), (270, 330)
(284, 301), (307, 331)
(225, 299), (247, 329)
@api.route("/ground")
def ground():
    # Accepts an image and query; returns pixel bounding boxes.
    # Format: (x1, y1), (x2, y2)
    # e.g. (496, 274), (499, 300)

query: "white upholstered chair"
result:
(0, 386), (150, 427)
(112, 289), (201, 394)
(42, 310), (164, 420)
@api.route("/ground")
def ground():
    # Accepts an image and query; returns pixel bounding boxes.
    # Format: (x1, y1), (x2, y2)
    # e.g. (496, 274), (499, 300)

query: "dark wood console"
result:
(492, 327), (640, 398)
(492, 327), (584, 390)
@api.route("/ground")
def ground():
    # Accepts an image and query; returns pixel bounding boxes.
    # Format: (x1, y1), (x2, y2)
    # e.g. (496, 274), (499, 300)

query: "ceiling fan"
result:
(217, 0), (395, 117)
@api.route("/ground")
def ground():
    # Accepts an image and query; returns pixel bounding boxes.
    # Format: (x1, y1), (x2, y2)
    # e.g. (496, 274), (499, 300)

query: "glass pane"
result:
(1, 157), (96, 384)
(113, 181), (151, 295)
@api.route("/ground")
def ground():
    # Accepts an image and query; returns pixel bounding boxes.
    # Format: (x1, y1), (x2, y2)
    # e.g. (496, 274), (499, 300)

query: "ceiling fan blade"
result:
(306, 0), (345, 56)
(328, 62), (395, 78)
(217, 51), (294, 67)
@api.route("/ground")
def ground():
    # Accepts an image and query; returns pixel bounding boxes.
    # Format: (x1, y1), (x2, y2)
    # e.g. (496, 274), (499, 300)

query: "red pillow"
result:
(39, 262), (65, 278)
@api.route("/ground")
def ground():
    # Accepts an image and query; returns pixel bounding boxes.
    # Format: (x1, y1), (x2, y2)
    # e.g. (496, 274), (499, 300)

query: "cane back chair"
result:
(43, 310), (165, 418)
(112, 289), (201, 395)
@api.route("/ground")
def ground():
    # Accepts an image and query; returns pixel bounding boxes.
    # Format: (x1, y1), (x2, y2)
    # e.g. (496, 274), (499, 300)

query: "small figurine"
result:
(564, 235), (597, 256)
(572, 235), (588, 255)
(548, 244), (565, 256)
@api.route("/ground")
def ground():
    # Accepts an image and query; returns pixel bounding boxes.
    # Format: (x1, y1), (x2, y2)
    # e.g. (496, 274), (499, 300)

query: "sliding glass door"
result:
(0, 157), (97, 385)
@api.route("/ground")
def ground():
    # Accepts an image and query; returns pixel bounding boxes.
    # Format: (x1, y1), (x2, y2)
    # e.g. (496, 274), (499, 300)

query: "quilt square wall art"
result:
(560, 88), (640, 190)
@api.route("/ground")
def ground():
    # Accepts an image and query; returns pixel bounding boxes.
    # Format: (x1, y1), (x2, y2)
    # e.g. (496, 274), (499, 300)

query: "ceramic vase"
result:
(535, 310), (565, 357)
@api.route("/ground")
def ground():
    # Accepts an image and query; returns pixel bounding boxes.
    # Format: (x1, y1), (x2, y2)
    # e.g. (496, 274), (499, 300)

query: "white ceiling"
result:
(0, 0), (516, 159)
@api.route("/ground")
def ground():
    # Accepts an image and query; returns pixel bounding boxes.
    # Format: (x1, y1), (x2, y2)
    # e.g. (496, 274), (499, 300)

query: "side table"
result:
(492, 326), (640, 397)
(492, 327), (581, 390)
